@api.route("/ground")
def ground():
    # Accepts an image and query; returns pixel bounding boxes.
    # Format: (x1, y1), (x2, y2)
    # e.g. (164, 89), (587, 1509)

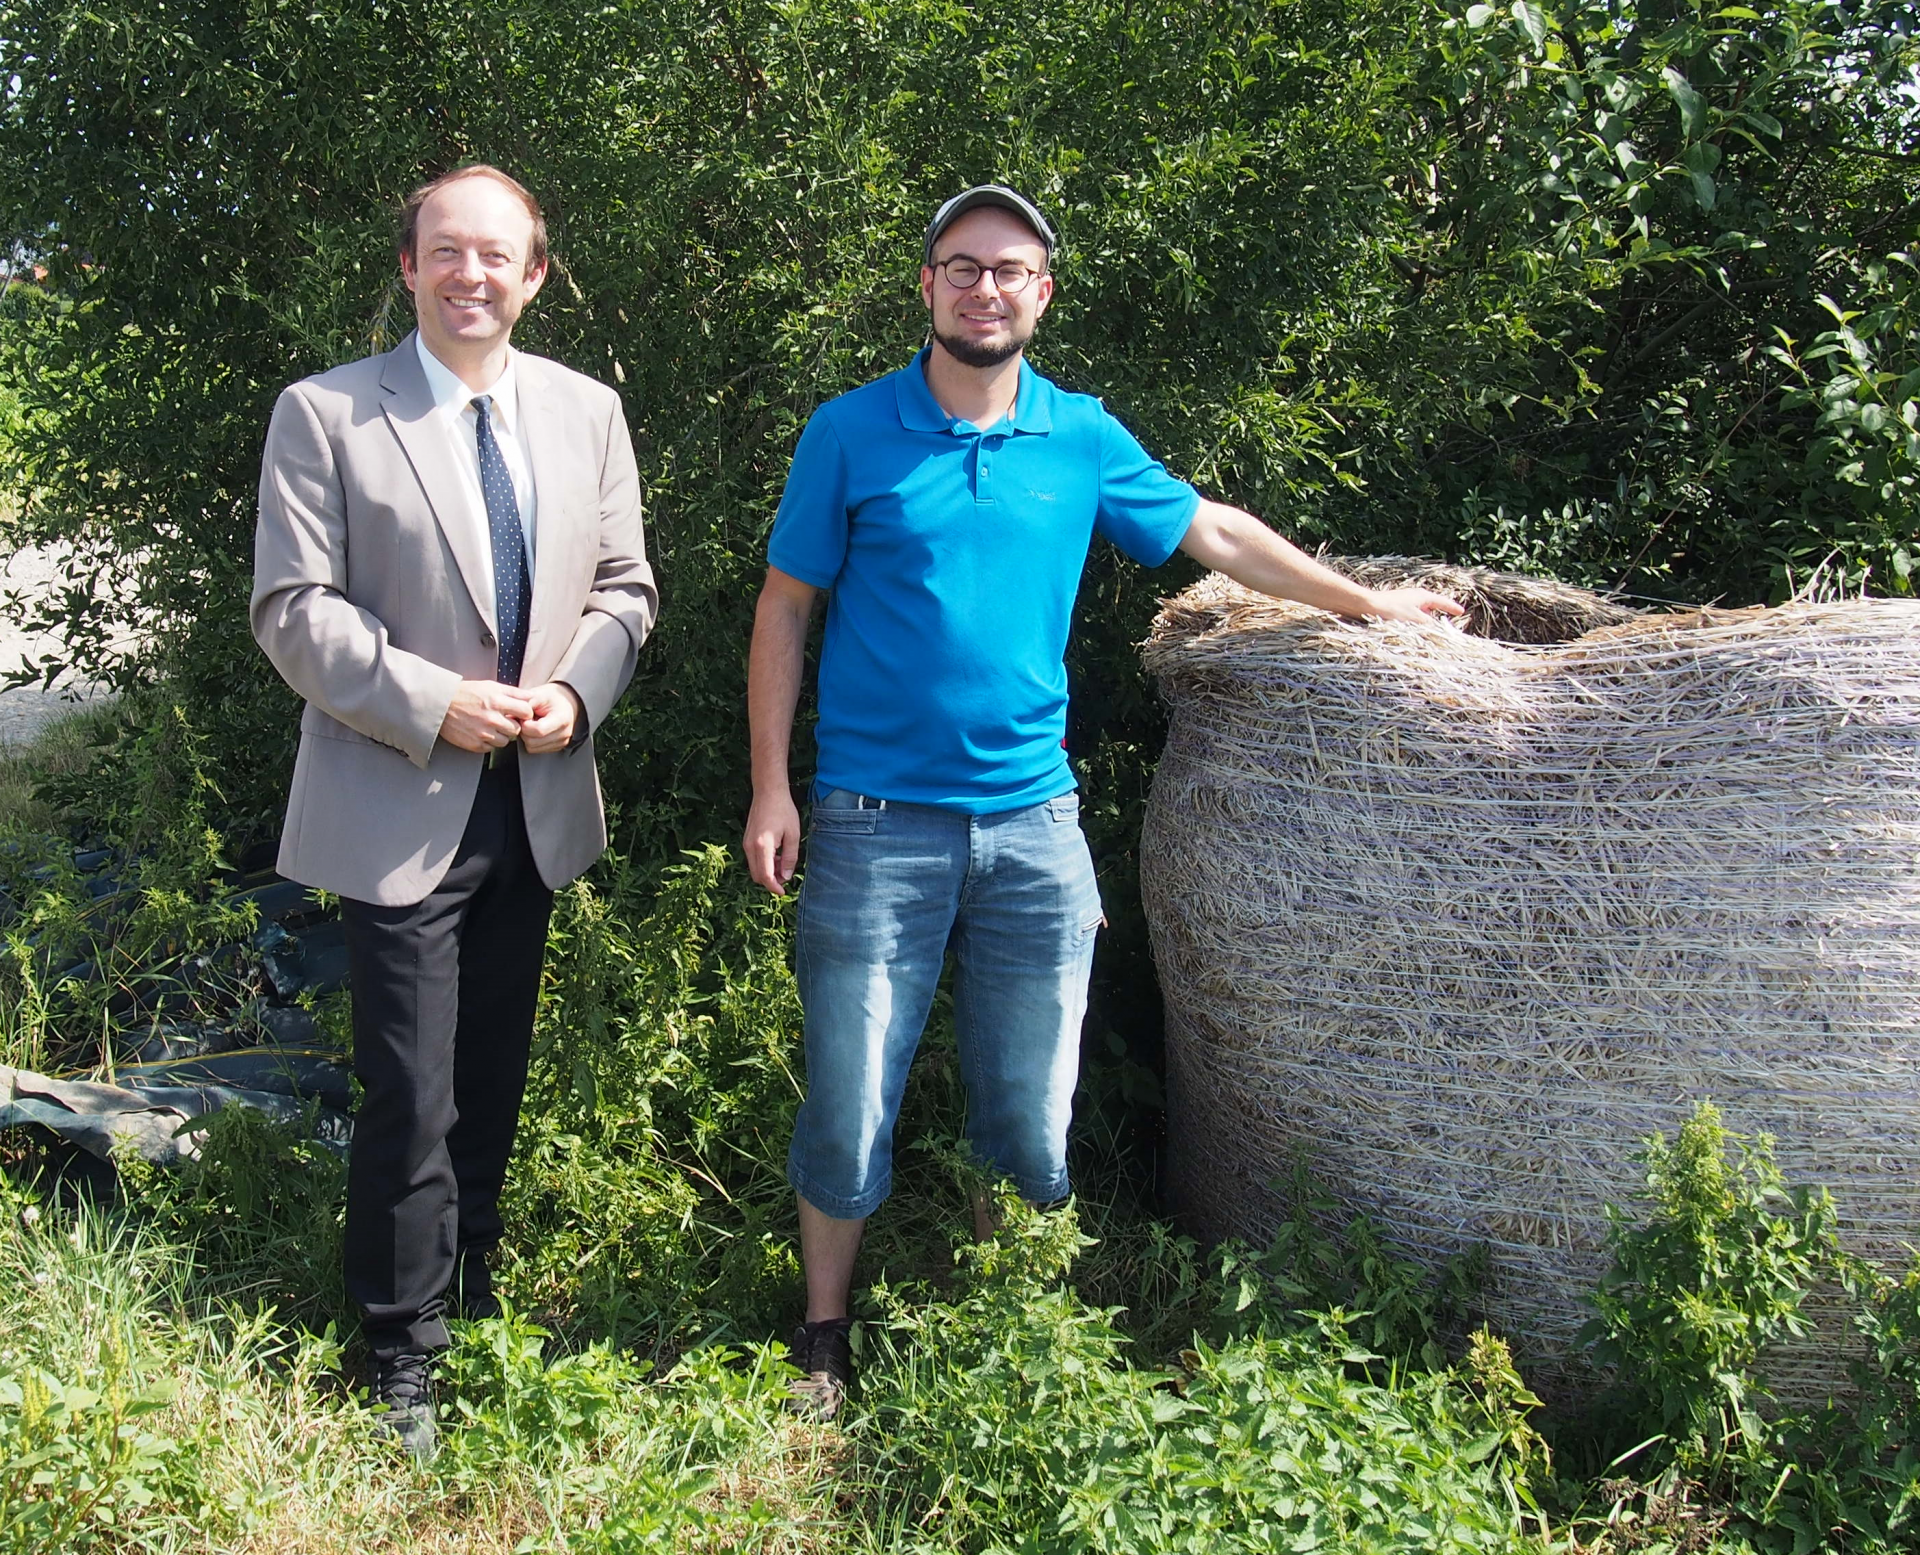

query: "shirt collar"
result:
(893, 347), (1053, 437)
(414, 332), (521, 437)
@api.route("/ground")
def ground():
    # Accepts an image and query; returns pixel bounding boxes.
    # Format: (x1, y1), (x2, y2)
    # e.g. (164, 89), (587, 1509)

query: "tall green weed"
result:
(502, 843), (806, 1351)
(1579, 1102), (1920, 1553)
(118, 1103), (349, 1334)
(1585, 1103), (1838, 1468)
(855, 1194), (1544, 1555)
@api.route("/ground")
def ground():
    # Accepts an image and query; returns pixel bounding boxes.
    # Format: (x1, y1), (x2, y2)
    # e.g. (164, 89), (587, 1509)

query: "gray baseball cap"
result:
(923, 184), (1057, 262)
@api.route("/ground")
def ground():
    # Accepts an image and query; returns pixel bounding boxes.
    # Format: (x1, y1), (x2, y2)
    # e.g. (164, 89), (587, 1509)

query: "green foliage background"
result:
(3, 7), (1919, 1547)
(3, 0), (1915, 873)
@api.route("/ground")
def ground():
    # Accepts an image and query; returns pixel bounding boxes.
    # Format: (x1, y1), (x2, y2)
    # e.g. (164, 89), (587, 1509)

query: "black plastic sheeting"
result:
(1, 851), (357, 1167)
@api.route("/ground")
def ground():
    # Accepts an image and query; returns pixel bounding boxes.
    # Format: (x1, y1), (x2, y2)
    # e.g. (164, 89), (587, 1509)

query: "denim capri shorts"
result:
(786, 787), (1104, 1220)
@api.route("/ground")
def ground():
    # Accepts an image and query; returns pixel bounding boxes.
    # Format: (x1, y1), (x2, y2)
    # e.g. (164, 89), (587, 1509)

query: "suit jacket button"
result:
(480, 629), (496, 647)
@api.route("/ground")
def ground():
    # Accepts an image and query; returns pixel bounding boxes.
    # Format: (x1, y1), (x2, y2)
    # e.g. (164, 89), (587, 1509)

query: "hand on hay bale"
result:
(1177, 502), (1466, 626)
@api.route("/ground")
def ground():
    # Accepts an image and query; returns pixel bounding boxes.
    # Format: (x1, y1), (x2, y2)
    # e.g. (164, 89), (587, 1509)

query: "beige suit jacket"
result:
(251, 333), (657, 906)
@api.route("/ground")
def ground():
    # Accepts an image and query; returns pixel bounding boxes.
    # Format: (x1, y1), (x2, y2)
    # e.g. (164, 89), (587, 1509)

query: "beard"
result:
(932, 319), (1033, 368)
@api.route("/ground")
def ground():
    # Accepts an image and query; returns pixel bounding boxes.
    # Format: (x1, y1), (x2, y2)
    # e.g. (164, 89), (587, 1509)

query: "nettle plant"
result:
(855, 1191), (1548, 1555)
(1585, 1102), (1838, 1466)
(1581, 1102), (1920, 1551)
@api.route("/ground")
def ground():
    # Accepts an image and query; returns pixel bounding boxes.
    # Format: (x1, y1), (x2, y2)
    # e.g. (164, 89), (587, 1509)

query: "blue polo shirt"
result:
(768, 350), (1201, 812)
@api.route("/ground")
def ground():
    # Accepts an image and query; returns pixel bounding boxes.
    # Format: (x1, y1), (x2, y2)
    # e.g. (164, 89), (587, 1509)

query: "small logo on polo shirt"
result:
(1026, 488), (1057, 501)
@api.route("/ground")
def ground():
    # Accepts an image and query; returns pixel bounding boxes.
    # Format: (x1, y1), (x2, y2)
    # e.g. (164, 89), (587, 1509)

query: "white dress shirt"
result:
(414, 333), (537, 619)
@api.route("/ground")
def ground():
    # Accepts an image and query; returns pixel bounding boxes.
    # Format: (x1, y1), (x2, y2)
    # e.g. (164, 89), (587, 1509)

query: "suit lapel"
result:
(379, 335), (495, 632)
(519, 355), (572, 658)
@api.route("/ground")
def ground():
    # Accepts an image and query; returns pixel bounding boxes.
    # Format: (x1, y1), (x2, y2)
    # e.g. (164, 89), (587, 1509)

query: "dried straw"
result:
(1140, 559), (1920, 1402)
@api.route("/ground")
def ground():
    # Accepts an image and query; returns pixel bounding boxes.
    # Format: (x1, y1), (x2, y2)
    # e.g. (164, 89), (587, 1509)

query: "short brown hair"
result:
(397, 164), (548, 272)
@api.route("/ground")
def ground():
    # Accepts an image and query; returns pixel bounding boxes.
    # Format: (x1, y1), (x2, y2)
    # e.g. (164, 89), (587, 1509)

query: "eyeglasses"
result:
(931, 257), (1044, 295)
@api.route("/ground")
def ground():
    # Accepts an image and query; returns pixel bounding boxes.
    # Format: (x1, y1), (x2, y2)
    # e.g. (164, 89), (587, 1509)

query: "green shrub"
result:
(4, 0), (1916, 948)
(857, 1195), (1544, 1554)
(1768, 1257), (1920, 1553)
(1584, 1102), (1839, 1469)
(500, 843), (809, 1353)
(1578, 1101), (1920, 1553)
(0, 697), (259, 1075)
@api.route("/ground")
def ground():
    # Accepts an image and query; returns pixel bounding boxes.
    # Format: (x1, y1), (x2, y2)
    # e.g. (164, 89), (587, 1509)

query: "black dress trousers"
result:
(339, 753), (554, 1361)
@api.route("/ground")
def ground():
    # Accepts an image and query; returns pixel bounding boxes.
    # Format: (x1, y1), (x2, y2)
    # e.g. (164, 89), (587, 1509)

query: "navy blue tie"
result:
(472, 395), (530, 686)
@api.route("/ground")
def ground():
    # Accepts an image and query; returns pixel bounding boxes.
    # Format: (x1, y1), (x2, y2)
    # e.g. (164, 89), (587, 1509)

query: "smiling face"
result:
(920, 206), (1053, 369)
(400, 173), (547, 371)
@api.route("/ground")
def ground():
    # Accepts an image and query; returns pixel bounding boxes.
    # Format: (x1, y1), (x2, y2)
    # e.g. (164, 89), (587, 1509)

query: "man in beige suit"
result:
(252, 165), (656, 1459)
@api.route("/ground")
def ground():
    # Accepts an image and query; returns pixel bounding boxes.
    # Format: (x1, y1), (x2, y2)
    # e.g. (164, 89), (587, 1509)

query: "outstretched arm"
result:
(1177, 500), (1464, 623)
(744, 566), (820, 895)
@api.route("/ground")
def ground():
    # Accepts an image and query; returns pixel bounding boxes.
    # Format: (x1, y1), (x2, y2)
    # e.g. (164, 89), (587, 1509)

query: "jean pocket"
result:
(810, 789), (880, 836)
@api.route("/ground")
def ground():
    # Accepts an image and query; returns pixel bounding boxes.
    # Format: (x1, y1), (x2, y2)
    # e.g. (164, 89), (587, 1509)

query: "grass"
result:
(0, 1186), (846, 1553)
(0, 697), (115, 835)
(0, 711), (1914, 1554)
(1, 1149), (1563, 1555)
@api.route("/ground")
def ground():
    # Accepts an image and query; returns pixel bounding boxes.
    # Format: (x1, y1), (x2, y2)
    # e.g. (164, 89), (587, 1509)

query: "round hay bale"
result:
(1140, 558), (1920, 1400)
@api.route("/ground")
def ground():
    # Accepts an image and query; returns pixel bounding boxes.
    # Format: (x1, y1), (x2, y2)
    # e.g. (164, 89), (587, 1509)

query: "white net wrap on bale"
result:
(1140, 559), (1920, 1401)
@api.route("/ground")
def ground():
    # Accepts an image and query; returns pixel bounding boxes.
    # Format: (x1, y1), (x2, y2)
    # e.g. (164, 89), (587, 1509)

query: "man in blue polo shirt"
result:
(744, 185), (1461, 1416)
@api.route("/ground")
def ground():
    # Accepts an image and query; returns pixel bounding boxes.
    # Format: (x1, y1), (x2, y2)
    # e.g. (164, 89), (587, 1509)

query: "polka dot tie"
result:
(472, 395), (530, 686)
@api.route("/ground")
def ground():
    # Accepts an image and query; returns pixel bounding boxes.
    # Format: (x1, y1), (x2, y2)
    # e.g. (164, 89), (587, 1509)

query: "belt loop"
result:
(856, 794), (887, 812)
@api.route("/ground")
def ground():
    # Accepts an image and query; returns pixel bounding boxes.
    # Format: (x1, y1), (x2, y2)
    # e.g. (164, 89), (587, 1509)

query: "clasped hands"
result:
(439, 679), (582, 755)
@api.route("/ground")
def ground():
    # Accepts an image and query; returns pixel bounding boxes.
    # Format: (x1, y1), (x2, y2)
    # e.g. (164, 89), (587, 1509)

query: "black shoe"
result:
(371, 1350), (439, 1464)
(787, 1318), (854, 1422)
(451, 1251), (501, 1322)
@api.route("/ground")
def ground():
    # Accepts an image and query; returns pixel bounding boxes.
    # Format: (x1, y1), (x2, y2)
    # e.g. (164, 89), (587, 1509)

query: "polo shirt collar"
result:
(895, 347), (1053, 436)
